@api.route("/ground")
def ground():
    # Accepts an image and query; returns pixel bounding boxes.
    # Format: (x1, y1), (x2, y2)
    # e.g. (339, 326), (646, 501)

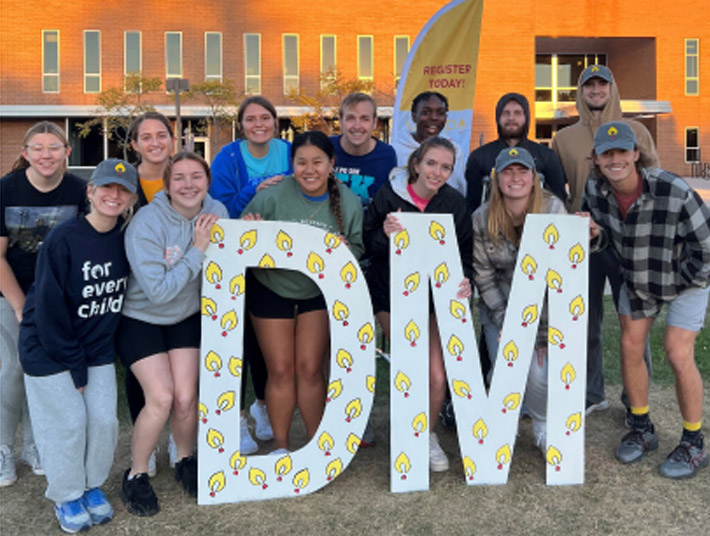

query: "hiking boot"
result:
(0, 445), (17, 487)
(82, 487), (113, 525)
(616, 427), (658, 464)
(168, 434), (178, 468)
(250, 401), (274, 441)
(54, 497), (92, 533)
(240, 415), (258, 454)
(174, 455), (198, 497)
(585, 399), (609, 416)
(429, 432), (449, 472)
(659, 441), (709, 479)
(121, 469), (159, 517)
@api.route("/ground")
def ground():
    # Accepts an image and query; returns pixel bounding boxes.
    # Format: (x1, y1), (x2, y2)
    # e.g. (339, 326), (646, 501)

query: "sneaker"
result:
(20, 443), (44, 475)
(624, 407), (633, 429)
(659, 441), (709, 479)
(250, 401), (274, 441)
(121, 470), (159, 517)
(615, 427), (658, 464)
(360, 420), (376, 448)
(532, 418), (547, 454)
(174, 455), (197, 497)
(429, 432), (449, 472)
(585, 399), (609, 415)
(240, 415), (258, 454)
(168, 434), (178, 468)
(0, 445), (17, 487)
(54, 497), (92, 533)
(271, 448), (290, 455)
(82, 487), (113, 525)
(147, 448), (157, 478)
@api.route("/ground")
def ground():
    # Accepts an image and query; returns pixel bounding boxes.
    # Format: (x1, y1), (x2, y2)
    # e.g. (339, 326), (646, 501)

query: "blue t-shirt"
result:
(240, 139), (290, 188)
(331, 135), (397, 212)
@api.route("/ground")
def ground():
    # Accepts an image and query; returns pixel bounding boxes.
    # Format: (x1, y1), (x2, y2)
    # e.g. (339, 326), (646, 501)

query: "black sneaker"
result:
(121, 469), (159, 516)
(616, 427), (658, 464)
(174, 456), (197, 497)
(659, 441), (709, 479)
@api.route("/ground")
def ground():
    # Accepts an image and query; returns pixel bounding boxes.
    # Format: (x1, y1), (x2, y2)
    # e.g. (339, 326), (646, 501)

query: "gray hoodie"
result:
(122, 190), (228, 324)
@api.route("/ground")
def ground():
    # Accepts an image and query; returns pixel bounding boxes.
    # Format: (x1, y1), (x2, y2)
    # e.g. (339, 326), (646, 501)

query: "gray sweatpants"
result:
(0, 297), (34, 449)
(24, 364), (118, 503)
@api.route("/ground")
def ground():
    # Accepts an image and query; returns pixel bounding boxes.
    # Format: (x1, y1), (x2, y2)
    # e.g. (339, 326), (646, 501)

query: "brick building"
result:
(1, 0), (707, 178)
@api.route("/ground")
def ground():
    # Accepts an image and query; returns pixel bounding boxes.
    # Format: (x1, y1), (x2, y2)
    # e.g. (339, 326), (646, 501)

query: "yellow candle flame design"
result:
(210, 223), (224, 243)
(452, 379), (471, 399)
(326, 458), (343, 480)
(274, 453), (292, 477)
(503, 392), (521, 411)
(346, 433), (361, 454)
(546, 445), (562, 466)
(332, 300), (350, 322)
(205, 351), (222, 373)
(447, 334), (464, 357)
(543, 223), (559, 247)
(463, 456), (476, 478)
(201, 296), (217, 316)
(394, 370), (411, 393)
(561, 362), (576, 385)
(221, 310), (238, 331)
(503, 340), (519, 363)
(449, 299), (466, 319)
(324, 232), (342, 249)
(366, 375), (376, 393)
(229, 274), (245, 296)
(340, 261), (357, 284)
(293, 468), (310, 490)
(546, 269), (562, 291)
(248, 467), (266, 487)
(230, 451), (246, 471)
(228, 356), (242, 377)
(569, 295), (585, 318)
(327, 379), (343, 400)
(566, 412), (582, 433)
(336, 348), (353, 370)
(472, 418), (488, 440)
(521, 254), (537, 276)
(429, 220), (445, 241)
(358, 322), (374, 344)
(345, 398), (362, 420)
(217, 391), (235, 412)
(569, 242), (585, 265)
(522, 304), (538, 325)
(276, 230), (293, 252)
(239, 229), (257, 251)
(412, 412), (428, 434)
(404, 320), (420, 343)
(258, 254), (275, 268)
(395, 452), (411, 474)
(306, 251), (324, 274)
(394, 229), (409, 250)
(496, 444), (512, 466)
(318, 431), (334, 452)
(404, 272), (420, 293)
(434, 262), (449, 285)
(548, 327), (564, 346)
(205, 261), (222, 284)
(208, 471), (225, 493)
(207, 428), (223, 449)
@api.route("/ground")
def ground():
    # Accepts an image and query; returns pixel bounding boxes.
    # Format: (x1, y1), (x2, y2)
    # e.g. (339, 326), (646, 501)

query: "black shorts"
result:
(115, 312), (201, 368)
(246, 271), (326, 319)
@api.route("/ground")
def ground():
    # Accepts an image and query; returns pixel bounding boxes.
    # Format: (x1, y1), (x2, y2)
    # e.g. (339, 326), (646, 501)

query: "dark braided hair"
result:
(292, 131), (345, 236)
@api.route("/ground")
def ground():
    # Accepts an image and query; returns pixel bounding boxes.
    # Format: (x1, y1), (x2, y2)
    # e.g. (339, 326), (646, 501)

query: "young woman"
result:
(472, 146), (567, 451)
(125, 111), (177, 476)
(210, 96), (293, 452)
(1, 122), (87, 487)
(364, 136), (473, 472)
(117, 152), (228, 515)
(242, 131), (364, 453)
(20, 159), (138, 533)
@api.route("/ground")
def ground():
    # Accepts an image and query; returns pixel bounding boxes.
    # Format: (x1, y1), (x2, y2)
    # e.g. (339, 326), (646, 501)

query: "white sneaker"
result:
(250, 401), (274, 441)
(533, 418), (547, 454)
(240, 415), (258, 454)
(147, 448), (158, 477)
(168, 434), (178, 468)
(429, 432), (449, 472)
(21, 443), (44, 476)
(0, 445), (17, 487)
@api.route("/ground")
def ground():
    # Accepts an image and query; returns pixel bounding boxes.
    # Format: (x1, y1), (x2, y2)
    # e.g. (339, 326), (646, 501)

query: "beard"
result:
(500, 123), (525, 140)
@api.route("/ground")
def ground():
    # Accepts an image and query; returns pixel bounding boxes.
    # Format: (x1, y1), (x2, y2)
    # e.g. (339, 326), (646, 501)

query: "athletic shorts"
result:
(618, 284), (709, 332)
(115, 312), (201, 368)
(246, 271), (326, 319)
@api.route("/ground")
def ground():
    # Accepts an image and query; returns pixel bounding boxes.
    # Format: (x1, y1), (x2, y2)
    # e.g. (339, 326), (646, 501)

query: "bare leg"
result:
(665, 326), (703, 423)
(619, 315), (654, 409)
(168, 348), (199, 460)
(294, 309), (329, 439)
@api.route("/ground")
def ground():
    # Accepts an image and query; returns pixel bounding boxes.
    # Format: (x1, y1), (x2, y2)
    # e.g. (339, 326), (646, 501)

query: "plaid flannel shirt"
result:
(583, 167), (710, 319)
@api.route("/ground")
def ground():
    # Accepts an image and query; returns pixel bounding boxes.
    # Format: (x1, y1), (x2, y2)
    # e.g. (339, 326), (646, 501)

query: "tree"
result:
(287, 69), (384, 134)
(76, 73), (163, 160)
(184, 79), (241, 153)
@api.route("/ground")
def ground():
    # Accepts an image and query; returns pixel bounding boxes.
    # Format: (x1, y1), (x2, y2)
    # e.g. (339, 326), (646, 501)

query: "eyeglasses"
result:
(25, 144), (67, 155)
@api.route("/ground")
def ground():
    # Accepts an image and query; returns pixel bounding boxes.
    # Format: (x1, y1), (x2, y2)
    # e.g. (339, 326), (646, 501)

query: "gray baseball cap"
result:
(594, 121), (638, 154)
(580, 64), (612, 85)
(90, 158), (138, 193)
(494, 146), (536, 173)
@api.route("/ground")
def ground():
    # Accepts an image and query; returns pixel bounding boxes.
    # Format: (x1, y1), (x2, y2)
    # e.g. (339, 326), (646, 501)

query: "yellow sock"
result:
(631, 405), (649, 416)
(683, 420), (702, 432)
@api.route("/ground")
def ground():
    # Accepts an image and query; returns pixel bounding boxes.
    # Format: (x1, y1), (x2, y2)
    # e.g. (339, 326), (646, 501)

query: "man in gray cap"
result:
(584, 121), (710, 479)
(552, 64), (658, 416)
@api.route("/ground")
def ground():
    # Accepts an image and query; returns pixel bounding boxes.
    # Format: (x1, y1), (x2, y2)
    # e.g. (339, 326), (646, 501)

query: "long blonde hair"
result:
(487, 167), (545, 247)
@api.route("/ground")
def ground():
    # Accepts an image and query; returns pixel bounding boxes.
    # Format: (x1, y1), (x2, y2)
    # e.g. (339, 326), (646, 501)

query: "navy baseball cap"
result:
(494, 146), (536, 173)
(90, 158), (138, 193)
(594, 121), (638, 154)
(580, 64), (612, 85)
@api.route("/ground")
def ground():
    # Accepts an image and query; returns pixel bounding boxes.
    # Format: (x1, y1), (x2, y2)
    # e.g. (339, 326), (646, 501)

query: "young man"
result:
(331, 92), (397, 213)
(553, 65), (659, 415)
(465, 93), (566, 213)
(585, 121), (710, 479)
(391, 91), (466, 195)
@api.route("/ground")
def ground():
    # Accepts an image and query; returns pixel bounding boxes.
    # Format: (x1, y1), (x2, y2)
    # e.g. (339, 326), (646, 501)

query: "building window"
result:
(686, 127), (700, 162)
(124, 31), (141, 75)
(165, 32), (182, 79)
(535, 53), (607, 104)
(83, 31), (101, 93)
(321, 35), (336, 85)
(205, 32), (222, 81)
(42, 30), (59, 93)
(283, 34), (299, 94)
(244, 33), (261, 94)
(358, 35), (373, 81)
(686, 39), (699, 95)
(394, 36), (410, 86)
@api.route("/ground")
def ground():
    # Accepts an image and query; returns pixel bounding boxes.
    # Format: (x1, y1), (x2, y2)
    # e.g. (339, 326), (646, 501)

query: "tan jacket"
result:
(551, 71), (659, 212)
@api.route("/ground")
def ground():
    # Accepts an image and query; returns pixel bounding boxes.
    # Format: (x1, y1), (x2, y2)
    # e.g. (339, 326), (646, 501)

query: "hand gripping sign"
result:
(390, 213), (587, 491)
(198, 214), (588, 504)
(198, 220), (376, 504)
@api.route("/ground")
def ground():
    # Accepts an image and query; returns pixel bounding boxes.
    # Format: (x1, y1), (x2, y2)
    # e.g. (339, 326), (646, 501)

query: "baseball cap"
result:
(594, 121), (638, 154)
(580, 64), (613, 85)
(90, 158), (138, 193)
(494, 146), (536, 173)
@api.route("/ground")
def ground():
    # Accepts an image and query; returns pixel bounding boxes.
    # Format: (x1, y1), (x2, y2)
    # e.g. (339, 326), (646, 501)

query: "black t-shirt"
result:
(0, 168), (87, 294)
